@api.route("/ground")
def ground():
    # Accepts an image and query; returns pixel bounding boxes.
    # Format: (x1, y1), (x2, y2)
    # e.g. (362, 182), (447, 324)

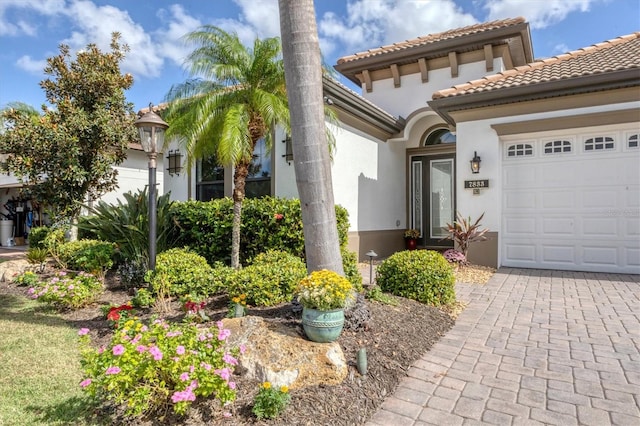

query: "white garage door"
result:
(502, 131), (640, 274)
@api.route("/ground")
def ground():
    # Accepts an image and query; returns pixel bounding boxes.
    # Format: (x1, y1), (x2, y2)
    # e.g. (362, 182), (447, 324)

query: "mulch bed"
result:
(0, 260), (459, 425)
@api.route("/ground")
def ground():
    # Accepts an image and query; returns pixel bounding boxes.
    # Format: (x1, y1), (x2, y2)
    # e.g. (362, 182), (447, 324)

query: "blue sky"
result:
(1, 0), (638, 112)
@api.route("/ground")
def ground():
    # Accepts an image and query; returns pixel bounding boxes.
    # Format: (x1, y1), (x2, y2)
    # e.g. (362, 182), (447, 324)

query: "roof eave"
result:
(323, 77), (406, 137)
(428, 68), (640, 126)
(335, 21), (532, 85)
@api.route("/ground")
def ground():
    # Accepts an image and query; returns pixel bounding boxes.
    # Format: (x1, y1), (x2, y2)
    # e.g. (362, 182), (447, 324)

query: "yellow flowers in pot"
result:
(296, 269), (354, 311)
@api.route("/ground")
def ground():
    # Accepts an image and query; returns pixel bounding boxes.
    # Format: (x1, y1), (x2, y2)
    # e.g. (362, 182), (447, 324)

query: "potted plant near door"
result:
(404, 229), (420, 250)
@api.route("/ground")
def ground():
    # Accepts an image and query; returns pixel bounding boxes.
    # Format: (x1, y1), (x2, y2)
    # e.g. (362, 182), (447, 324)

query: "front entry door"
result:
(410, 154), (455, 248)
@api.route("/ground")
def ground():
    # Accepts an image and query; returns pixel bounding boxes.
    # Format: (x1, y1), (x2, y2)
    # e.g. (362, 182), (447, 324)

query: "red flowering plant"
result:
(274, 213), (284, 221)
(103, 303), (134, 328)
(182, 296), (209, 322)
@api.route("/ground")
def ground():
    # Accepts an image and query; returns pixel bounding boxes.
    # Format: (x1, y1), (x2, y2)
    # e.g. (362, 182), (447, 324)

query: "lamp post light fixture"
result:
(470, 151), (481, 174)
(366, 249), (378, 285)
(134, 103), (169, 270)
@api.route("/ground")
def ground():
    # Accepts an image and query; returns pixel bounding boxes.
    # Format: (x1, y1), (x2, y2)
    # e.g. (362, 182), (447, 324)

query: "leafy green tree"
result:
(0, 33), (137, 223)
(278, 0), (344, 274)
(163, 26), (290, 269)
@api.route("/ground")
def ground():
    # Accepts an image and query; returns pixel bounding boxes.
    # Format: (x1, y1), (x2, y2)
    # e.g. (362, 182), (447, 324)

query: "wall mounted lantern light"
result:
(134, 103), (169, 271)
(166, 150), (183, 176)
(470, 151), (481, 174)
(282, 136), (293, 164)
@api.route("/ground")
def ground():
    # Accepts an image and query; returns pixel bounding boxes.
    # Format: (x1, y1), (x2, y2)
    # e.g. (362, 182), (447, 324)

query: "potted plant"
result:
(404, 229), (420, 250)
(296, 269), (355, 343)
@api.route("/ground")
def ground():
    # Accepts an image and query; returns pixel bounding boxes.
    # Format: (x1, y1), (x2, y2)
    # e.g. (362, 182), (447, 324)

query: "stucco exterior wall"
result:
(362, 59), (504, 118)
(98, 149), (164, 206)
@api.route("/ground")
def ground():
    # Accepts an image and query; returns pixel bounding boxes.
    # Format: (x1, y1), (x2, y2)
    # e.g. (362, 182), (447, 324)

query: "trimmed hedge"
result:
(376, 250), (456, 306)
(168, 197), (349, 266)
(145, 248), (219, 298)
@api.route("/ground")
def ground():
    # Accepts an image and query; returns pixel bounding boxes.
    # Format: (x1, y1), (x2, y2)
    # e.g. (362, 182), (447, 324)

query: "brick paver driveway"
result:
(367, 268), (640, 426)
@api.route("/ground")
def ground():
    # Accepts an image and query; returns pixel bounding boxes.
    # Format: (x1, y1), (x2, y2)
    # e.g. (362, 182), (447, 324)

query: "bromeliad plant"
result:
(296, 269), (355, 311)
(78, 318), (241, 418)
(442, 212), (489, 259)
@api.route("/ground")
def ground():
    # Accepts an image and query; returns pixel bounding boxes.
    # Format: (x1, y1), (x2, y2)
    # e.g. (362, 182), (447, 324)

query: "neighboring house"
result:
(4, 17), (637, 274)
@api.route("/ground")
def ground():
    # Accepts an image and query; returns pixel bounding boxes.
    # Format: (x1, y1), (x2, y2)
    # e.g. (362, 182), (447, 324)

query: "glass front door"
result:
(410, 154), (455, 247)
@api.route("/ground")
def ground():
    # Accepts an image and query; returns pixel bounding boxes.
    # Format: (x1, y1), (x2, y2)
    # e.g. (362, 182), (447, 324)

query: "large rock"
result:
(223, 316), (347, 389)
(0, 258), (34, 282)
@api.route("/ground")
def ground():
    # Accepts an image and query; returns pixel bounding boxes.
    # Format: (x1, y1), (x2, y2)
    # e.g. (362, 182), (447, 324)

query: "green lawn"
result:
(0, 294), (101, 425)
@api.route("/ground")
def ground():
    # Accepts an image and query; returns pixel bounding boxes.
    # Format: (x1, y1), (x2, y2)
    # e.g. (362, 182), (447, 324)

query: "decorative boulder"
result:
(0, 259), (34, 282)
(223, 316), (347, 389)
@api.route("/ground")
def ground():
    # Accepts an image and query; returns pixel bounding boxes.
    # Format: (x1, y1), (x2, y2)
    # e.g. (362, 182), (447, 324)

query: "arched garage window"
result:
(544, 140), (571, 154)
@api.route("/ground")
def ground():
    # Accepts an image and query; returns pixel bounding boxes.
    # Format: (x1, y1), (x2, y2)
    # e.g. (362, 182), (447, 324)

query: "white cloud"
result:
(318, 0), (477, 57)
(16, 55), (47, 74)
(484, 0), (598, 29)
(0, 0), (64, 36)
(61, 0), (164, 77)
(233, 0), (281, 38)
(552, 43), (570, 54)
(155, 4), (202, 66)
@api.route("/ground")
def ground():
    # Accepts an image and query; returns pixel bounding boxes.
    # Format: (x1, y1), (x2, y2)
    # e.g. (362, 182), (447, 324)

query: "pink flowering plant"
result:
(28, 270), (103, 310)
(78, 317), (240, 418)
(443, 249), (467, 266)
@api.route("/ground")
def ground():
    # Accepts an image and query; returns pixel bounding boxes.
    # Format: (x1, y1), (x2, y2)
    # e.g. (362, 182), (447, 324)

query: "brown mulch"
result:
(0, 257), (494, 425)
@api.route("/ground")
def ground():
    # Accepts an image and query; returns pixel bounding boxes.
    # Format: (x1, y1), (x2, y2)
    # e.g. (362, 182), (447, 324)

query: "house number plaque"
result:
(464, 179), (489, 189)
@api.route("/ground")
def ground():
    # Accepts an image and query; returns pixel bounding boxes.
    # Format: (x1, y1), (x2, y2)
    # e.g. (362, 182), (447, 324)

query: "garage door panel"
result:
(541, 245), (575, 263)
(504, 217), (536, 234)
(542, 191), (575, 209)
(503, 243), (536, 262)
(583, 246), (618, 266)
(502, 132), (640, 274)
(504, 192), (536, 209)
(581, 218), (618, 236)
(582, 190), (616, 208)
(542, 218), (573, 235)
(627, 249), (640, 267)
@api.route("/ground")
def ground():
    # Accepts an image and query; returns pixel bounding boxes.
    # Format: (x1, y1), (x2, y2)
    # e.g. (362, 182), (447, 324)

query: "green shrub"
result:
(145, 248), (218, 298)
(227, 250), (307, 307)
(13, 271), (40, 287)
(27, 226), (50, 249)
(168, 197), (350, 265)
(341, 248), (363, 292)
(131, 288), (155, 308)
(57, 239), (115, 277)
(78, 188), (176, 269)
(28, 271), (103, 310)
(79, 318), (239, 417)
(376, 250), (455, 306)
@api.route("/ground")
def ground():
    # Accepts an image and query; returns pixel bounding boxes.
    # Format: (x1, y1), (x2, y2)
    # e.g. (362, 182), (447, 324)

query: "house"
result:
(163, 17), (639, 274)
(4, 17), (637, 274)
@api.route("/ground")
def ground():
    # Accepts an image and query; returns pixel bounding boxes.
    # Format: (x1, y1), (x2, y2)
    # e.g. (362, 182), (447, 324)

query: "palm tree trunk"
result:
(278, 0), (344, 274)
(231, 161), (249, 269)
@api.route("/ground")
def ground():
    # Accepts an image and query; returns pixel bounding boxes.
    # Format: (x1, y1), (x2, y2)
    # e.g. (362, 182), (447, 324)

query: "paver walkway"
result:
(367, 268), (640, 426)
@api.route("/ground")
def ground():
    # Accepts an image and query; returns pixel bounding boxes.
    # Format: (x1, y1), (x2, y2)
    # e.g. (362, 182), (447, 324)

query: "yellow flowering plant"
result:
(296, 269), (354, 310)
(252, 381), (291, 420)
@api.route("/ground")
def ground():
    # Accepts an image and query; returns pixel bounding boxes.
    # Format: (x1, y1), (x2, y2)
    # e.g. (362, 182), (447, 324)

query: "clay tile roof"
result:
(336, 17), (526, 65)
(433, 32), (640, 99)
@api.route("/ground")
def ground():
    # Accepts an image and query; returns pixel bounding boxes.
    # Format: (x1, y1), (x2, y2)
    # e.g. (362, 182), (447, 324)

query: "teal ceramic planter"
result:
(301, 307), (345, 343)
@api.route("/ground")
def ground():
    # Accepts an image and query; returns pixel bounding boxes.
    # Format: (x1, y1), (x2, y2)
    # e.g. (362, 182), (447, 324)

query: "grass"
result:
(0, 294), (101, 425)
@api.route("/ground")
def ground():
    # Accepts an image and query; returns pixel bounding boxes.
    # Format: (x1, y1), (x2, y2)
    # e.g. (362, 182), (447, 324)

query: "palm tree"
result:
(278, 0), (344, 274)
(163, 26), (290, 269)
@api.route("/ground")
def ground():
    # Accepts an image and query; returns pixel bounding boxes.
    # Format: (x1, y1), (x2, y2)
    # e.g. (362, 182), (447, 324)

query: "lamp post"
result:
(134, 103), (169, 270)
(366, 250), (378, 285)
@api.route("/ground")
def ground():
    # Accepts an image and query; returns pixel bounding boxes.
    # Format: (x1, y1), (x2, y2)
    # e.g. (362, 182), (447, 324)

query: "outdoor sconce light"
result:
(166, 150), (183, 176)
(282, 136), (293, 164)
(134, 103), (169, 271)
(470, 151), (481, 174)
(366, 249), (378, 285)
